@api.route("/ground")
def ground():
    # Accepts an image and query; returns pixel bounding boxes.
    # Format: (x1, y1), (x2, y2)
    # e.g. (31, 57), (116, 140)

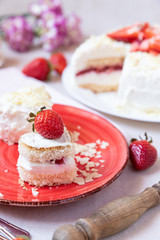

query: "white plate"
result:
(62, 65), (160, 123)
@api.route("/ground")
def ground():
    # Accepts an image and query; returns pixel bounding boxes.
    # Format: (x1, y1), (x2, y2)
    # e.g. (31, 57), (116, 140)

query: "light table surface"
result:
(0, 0), (160, 239)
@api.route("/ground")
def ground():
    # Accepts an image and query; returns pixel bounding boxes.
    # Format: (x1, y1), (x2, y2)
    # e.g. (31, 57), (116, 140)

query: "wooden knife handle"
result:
(52, 186), (160, 240)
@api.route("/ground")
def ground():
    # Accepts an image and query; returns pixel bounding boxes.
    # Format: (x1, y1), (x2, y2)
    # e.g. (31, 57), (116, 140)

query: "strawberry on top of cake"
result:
(0, 86), (52, 145)
(17, 107), (76, 187)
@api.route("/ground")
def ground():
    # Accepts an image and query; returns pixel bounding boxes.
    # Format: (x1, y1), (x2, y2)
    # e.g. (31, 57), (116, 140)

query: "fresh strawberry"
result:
(143, 25), (160, 39)
(107, 22), (159, 43)
(22, 58), (50, 81)
(50, 52), (67, 75)
(132, 37), (160, 54)
(107, 23), (149, 43)
(28, 107), (64, 139)
(129, 133), (157, 170)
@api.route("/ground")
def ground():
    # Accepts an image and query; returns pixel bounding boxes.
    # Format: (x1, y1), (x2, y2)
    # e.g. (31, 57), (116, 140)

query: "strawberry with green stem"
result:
(129, 132), (157, 170)
(28, 106), (64, 139)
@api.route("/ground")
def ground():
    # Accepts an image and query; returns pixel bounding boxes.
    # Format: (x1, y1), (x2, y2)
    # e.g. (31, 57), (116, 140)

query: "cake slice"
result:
(0, 86), (52, 145)
(17, 108), (76, 187)
(118, 51), (160, 112)
(71, 34), (130, 92)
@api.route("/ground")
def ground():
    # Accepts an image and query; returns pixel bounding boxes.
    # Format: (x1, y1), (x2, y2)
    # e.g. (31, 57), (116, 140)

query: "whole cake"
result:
(71, 22), (160, 112)
(0, 86), (52, 145)
(17, 108), (76, 187)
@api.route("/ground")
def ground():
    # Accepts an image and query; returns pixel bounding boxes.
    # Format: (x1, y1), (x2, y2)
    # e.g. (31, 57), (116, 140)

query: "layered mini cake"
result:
(118, 52), (160, 112)
(71, 34), (130, 92)
(0, 86), (52, 145)
(17, 129), (76, 187)
(17, 107), (76, 187)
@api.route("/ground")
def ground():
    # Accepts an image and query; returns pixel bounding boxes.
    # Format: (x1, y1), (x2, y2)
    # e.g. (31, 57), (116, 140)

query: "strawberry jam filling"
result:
(50, 158), (64, 164)
(76, 65), (122, 76)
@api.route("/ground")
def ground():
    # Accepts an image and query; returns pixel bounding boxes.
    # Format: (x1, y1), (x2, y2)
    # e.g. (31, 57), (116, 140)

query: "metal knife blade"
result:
(0, 218), (31, 240)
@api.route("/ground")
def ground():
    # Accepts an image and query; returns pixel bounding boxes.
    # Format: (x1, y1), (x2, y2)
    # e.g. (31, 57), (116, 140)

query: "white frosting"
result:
(118, 52), (160, 112)
(20, 128), (72, 149)
(0, 86), (52, 144)
(71, 35), (130, 73)
(76, 70), (122, 86)
(0, 86), (52, 108)
(17, 155), (75, 174)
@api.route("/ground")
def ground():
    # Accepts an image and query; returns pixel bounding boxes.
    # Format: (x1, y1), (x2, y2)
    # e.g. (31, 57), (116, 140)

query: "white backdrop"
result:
(0, 0), (160, 34)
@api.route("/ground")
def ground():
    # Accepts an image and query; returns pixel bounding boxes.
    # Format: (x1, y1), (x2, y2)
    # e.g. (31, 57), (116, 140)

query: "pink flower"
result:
(40, 10), (67, 51)
(65, 13), (82, 45)
(29, 0), (63, 17)
(2, 16), (33, 52)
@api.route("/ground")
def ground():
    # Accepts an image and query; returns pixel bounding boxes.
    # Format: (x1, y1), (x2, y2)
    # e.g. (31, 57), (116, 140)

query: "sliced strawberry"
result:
(143, 25), (160, 39)
(50, 52), (67, 75)
(107, 23), (148, 43)
(132, 37), (160, 54)
(22, 58), (50, 81)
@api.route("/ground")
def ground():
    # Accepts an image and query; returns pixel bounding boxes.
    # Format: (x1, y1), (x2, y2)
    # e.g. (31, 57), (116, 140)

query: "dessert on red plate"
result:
(129, 133), (157, 170)
(17, 107), (76, 187)
(22, 58), (50, 81)
(50, 52), (67, 75)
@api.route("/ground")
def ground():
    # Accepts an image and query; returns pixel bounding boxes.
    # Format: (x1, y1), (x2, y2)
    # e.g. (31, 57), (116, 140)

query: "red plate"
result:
(0, 104), (128, 206)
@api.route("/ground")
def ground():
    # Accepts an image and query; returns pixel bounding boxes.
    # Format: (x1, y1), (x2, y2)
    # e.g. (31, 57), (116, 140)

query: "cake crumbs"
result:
(95, 162), (100, 167)
(0, 193), (4, 198)
(19, 179), (29, 190)
(73, 177), (85, 185)
(71, 131), (80, 142)
(32, 187), (39, 197)
(99, 160), (105, 163)
(100, 141), (109, 149)
(73, 136), (109, 185)
(91, 168), (98, 172)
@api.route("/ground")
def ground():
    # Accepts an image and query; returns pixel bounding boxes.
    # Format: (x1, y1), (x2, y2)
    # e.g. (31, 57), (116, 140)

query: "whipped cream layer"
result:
(76, 70), (122, 86)
(20, 128), (72, 149)
(71, 35), (130, 73)
(118, 52), (160, 112)
(0, 86), (53, 144)
(17, 155), (75, 174)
